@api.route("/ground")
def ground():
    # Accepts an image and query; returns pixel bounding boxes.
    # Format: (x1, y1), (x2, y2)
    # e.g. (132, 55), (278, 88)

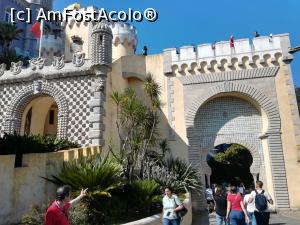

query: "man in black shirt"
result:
(214, 186), (227, 225)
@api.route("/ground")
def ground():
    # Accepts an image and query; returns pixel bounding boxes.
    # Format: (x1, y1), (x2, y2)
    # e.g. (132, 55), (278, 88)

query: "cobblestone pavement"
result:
(192, 211), (300, 225)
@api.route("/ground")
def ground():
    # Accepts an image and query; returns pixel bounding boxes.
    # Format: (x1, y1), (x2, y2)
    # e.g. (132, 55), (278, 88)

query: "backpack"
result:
(255, 190), (268, 211)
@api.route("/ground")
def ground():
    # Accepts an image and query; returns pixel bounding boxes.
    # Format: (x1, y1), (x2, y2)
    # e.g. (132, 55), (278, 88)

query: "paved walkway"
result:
(192, 211), (300, 225)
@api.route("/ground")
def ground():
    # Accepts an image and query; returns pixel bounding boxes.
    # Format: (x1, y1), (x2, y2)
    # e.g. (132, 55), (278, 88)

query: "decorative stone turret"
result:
(110, 22), (138, 60)
(89, 22), (113, 146)
(91, 22), (113, 67)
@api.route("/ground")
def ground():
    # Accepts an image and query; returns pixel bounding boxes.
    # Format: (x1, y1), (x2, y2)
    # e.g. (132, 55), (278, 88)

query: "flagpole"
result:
(38, 19), (44, 58)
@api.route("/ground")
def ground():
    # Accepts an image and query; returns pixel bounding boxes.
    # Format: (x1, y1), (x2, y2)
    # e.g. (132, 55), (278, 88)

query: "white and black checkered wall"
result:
(0, 75), (98, 147)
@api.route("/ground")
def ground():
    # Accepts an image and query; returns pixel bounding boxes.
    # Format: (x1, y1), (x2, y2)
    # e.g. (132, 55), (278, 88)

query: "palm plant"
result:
(0, 22), (23, 55)
(109, 74), (163, 182)
(45, 155), (123, 197)
(45, 155), (124, 225)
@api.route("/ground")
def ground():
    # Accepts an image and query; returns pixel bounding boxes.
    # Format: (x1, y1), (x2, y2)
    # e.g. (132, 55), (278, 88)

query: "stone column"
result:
(89, 22), (112, 146)
(89, 67), (108, 146)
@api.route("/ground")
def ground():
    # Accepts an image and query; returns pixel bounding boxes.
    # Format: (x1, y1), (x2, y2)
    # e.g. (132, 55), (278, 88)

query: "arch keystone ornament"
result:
(185, 82), (290, 210)
(72, 52), (85, 67)
(4, 82), (68, 139)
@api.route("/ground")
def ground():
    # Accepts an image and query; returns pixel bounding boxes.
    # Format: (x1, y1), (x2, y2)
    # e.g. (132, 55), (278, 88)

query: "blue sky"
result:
(54, 0), (300, 85)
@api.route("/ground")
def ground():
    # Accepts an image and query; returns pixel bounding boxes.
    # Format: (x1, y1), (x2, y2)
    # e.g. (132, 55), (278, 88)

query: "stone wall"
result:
(0, 146), (101, 225)
(0, 59), (106, 147)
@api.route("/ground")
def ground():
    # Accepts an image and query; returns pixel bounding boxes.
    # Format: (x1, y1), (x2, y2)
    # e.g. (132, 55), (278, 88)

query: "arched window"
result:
(24, 107), (32, 135)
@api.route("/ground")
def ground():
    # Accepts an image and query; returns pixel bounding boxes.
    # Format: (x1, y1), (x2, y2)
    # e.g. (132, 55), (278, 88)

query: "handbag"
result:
(173, 198), (188, 219)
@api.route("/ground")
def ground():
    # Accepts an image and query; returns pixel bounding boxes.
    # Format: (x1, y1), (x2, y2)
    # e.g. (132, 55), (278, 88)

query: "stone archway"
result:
(4, 81), (68, 139)
(186, 82), (290, 210)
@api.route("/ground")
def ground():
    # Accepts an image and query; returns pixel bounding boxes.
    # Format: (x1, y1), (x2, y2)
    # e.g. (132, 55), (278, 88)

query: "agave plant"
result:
(45, 155), (123, 198)
(146, 157), (201, 193)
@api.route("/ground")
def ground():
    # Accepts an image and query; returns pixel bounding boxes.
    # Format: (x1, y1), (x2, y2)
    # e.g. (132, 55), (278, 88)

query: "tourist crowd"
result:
(206, 181), (273, 225)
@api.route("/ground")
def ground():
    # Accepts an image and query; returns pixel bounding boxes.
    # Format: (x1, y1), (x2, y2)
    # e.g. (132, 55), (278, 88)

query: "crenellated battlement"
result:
(61, 7), (138, 48)
(61, 6), (98, 28)
(163, 33), (294, 75)
(110, 22), (138, 49)
(40, 34), (64, 56)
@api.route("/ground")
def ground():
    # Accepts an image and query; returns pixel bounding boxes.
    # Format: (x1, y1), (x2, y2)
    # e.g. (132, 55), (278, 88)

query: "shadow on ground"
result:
(192, 211), (300, 225)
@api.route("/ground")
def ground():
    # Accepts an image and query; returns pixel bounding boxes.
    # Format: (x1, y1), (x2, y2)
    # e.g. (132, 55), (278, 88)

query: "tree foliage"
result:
(0, 22), (23, 55)
(208, 144), (253, 186)
(0, 49), (29, 69)
(212, 144), (253, 167)
(0, 22), (29, 69)
(109, 74), (168, 182)
(0, 133), (79, 155)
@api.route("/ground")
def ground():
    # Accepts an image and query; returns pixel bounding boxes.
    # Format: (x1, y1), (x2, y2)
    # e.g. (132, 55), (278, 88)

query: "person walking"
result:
(45, 185), (88, 225)
(214, 186), (227, 225)
(238, 182), (245, 196)
(244, 187), (257, 225)
(249, 181), (273, 225)
(162, 186), (184, 225)
(205, 185), (214, 213)
(226, 185), (249, 225)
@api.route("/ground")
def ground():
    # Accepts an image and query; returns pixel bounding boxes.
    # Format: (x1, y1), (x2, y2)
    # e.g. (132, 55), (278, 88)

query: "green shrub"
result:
(20, 205), (45, 225)
(45, 155), (123, 224)
(148, 157), (201, 193)
(68, 203), (91, 225)
(0, 133), (79, 155)
(19, 203), (91, 225)
(128, 179), (161, 211)
(46, 155), (123, 195)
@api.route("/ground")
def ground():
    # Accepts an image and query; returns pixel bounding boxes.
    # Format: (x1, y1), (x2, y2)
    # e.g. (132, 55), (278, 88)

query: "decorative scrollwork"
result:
(72, 52), (85, 67)
(53, 55), (65, 70)
(29, 57), (45, 70)
(10, 61), (23, 75)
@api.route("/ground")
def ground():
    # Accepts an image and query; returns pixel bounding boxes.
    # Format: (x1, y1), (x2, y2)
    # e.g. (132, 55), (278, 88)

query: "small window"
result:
(100, 35), (103, 44)
(49, 110), (55, 125)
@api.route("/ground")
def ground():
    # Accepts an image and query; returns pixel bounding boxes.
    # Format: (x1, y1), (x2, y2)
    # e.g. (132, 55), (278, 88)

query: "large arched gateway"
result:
(183, 80), (290, 210)
(194, 95), (262, 182)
